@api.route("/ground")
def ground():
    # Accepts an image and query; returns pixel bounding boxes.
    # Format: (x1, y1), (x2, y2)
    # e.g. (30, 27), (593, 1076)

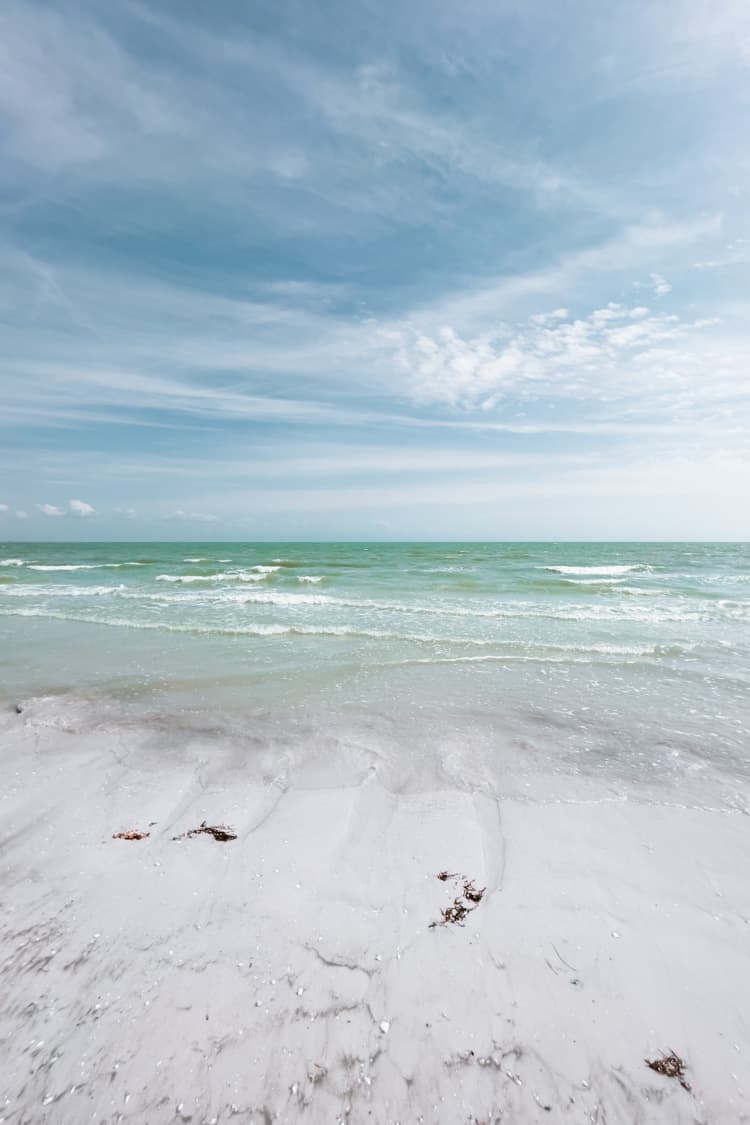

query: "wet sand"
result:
(1, 698), (749, 1123)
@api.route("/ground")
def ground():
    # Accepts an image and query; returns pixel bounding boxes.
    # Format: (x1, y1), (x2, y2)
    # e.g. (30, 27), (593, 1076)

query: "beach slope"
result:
(1, 699), (748, 1123)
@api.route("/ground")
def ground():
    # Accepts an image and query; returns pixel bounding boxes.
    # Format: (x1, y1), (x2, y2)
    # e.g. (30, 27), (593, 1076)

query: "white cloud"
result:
(115, 506), (137, 519)
(15, 510), (29, 519)
(635, 272), (671, 296)
(528, 308), (569, 326)
(394, 301), (733, 415)
(0, 503), (8, 512)
(35, 499), (95, 516)
(650, 272), (672, 296)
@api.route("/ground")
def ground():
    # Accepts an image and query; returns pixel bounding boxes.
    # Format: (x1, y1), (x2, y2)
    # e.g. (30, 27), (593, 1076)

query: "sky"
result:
(1, 0), (749, 541)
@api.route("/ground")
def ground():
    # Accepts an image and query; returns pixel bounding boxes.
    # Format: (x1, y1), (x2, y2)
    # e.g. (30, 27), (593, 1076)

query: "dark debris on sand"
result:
(462, 879), (485, 903)
(172, 820), (238, 842)
(112, 830), (150, 841)
(431, 872), (486, 928)
(645, 1052), (691, 1092)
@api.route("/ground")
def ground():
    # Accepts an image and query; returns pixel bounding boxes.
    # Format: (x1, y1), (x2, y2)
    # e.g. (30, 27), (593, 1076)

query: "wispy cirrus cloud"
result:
(1, 0), (749, 538)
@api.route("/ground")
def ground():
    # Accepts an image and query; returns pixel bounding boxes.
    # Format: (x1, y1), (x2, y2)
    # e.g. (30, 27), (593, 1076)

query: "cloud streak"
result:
(1, 0), (749, 538)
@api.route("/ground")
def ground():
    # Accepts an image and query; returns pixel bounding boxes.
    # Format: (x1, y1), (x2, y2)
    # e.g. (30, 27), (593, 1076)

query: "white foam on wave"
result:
(155, 572), (266, 584)
(0, 606), (696, 660)
(298, 576), (324, 584)
(219, 589), (708, 624)
(252, 565), (281, 574)
(560, 577), (626, 586)
(29, 564), (102, 571)
(0, 584), (127, 598)
(665, 572), (750, 585)
(0, 558), (25, 567)
(392, 643), (687, 667)
(542, 564), (649, 576)
(241, 590), (335, 605)
(27, 563), (144, 571)
(2, 580), (736, 624)
(0, 608), (445, 644)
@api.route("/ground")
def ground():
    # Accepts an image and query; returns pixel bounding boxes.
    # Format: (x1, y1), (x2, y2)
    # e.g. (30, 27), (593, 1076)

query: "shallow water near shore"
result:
(1, 541), (749, 811)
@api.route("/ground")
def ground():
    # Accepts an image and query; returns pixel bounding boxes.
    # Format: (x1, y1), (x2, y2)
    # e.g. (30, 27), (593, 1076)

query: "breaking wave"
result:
(542, 565), (651, 576)
(155, 572), (267, 584)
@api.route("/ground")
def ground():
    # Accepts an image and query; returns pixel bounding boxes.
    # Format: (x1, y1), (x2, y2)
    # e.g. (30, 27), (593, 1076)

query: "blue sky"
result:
(1, 0), (749, 540)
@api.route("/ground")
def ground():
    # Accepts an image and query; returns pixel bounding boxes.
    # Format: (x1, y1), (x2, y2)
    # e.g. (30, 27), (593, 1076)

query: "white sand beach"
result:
(1, 696), (748, 1124)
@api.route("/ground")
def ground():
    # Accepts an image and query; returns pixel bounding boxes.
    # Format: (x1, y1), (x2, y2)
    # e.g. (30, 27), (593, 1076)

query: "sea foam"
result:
(542, 564), (649, 576)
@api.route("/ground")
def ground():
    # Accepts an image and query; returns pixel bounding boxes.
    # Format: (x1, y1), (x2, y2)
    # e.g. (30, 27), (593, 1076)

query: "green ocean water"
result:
(2, 542), (749, 808)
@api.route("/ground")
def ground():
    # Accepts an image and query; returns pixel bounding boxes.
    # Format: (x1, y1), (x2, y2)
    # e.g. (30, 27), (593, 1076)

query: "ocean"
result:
(2, 541), (749, 811)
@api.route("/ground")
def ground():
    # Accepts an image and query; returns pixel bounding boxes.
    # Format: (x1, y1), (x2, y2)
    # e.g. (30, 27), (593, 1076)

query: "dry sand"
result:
(1, 697), (749, 1123)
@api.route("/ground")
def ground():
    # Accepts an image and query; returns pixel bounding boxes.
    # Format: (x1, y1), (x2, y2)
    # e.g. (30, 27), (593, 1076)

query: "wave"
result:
(27, 562), (144, 571)
(1, 582), (736, 623)
(0, 608), (441, 643)
(542, 565), (650, 576)
(0, 558), (25, 567)
(155, 572), (267, 584)
(214, 589), (716, 624)
(298, 575), (324, 584)
(393, 642), (690, 667)
(0, 584), (126, 597)
(252, 565), (281, 574)
(0, 606), (694, 658)
(559, 577), (626, 586)
(661, 572), (750, 585)
(28, 565), (101, 572)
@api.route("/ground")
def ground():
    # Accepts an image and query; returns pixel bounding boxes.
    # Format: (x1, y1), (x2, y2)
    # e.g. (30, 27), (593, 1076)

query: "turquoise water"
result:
(2, 542), (749, 807)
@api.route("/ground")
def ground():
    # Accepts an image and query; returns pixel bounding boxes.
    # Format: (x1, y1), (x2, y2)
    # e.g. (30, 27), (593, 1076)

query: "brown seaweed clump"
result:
(462, 879), (485, 904)
(113, 830), (150, 841)
(172, 820), (237, 842)
(431, 872), (486, 927)
(645, 1052), (691, 1092)
(441, 899), (471, 925)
